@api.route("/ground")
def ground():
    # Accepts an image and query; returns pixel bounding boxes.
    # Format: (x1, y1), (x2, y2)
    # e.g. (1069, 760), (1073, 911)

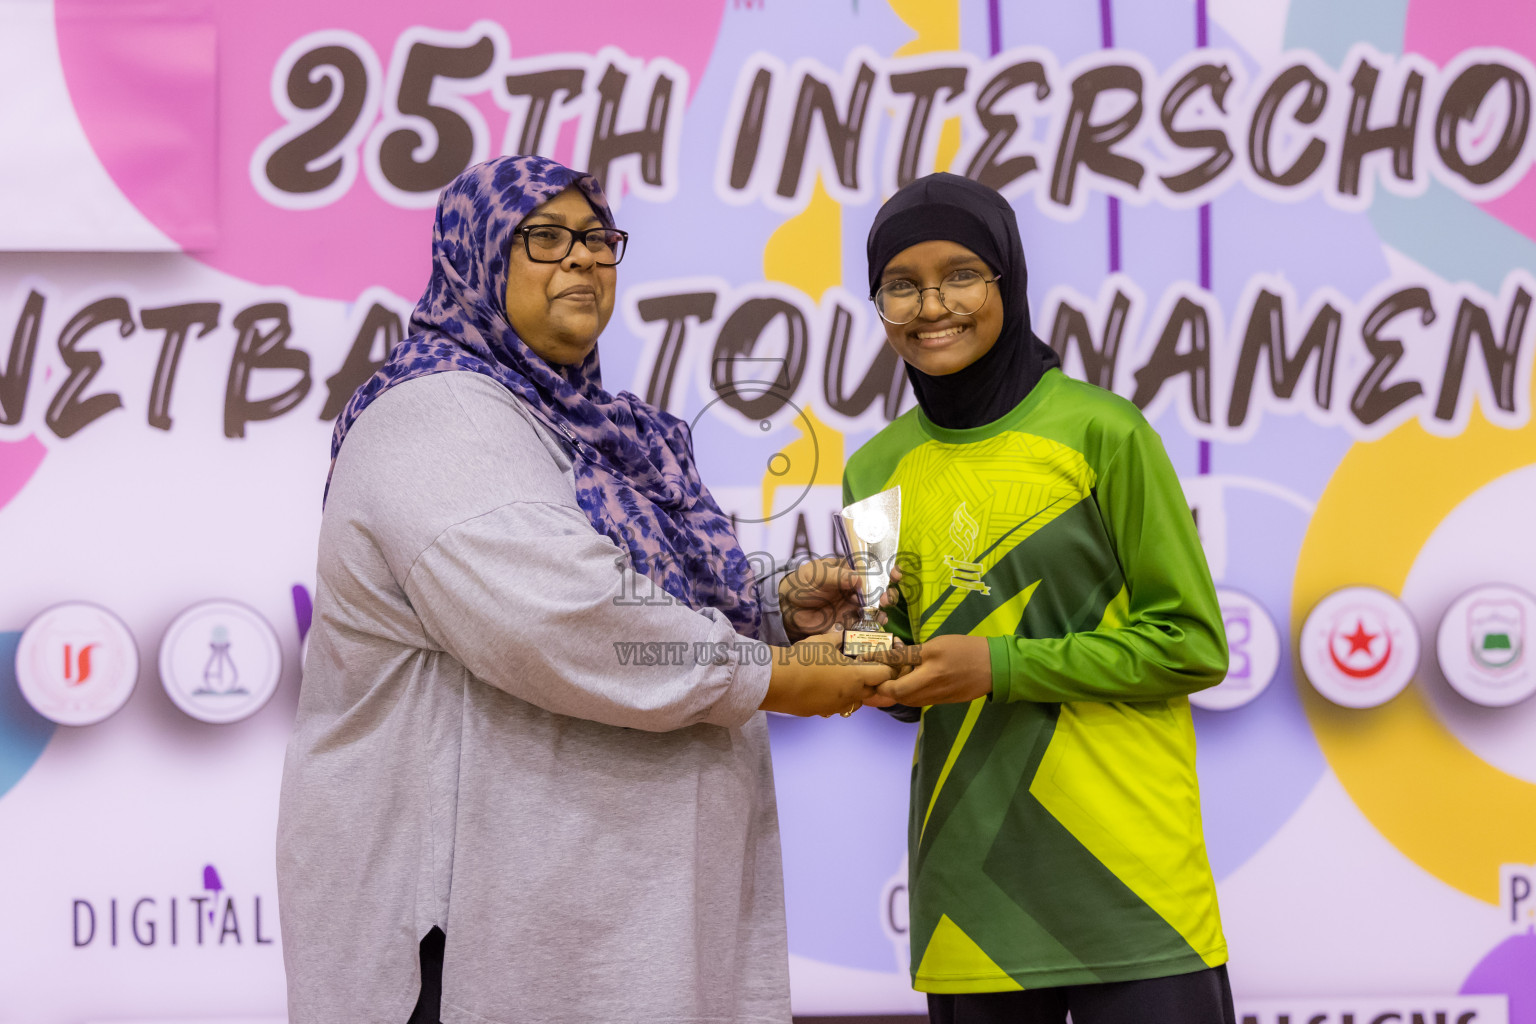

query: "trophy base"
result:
(843, 628), (894, 657)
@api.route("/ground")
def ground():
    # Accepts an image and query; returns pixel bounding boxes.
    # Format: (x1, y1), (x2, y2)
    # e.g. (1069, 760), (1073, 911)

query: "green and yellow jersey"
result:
(843, 368), (1229, 992)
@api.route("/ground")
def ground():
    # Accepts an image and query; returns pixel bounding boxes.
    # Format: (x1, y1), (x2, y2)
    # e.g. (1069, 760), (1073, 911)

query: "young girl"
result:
(849, 173), (1235, 1024)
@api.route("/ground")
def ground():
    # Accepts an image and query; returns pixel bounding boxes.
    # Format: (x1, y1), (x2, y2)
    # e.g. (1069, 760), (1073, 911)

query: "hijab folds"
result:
(330, 156), (762, 638)
(866, 172), (1060, 430)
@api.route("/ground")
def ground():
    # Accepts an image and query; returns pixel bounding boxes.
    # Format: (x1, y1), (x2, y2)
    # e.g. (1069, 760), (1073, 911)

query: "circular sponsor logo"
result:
(1301, 587), (1421, 709)
(15, 603), (139, 725)
(1191, 588), (1282, 711)
(158, 600), (283, 724)
(1436, 584), (1536, 708)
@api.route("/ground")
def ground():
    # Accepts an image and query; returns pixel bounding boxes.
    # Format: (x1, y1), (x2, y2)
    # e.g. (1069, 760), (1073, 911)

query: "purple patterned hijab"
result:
(329, 155), (762, 638)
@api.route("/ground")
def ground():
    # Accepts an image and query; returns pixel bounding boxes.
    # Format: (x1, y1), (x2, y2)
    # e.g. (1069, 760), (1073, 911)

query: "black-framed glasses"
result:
(515, 224), (629, 265)
(873, 269), (999, 325)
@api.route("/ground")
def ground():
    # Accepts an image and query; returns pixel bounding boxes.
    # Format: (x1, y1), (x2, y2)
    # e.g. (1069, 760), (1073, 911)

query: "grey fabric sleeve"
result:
(339, 370), (772, 732)
(404, 501), (769, 731)
(755, 565), (791, 646)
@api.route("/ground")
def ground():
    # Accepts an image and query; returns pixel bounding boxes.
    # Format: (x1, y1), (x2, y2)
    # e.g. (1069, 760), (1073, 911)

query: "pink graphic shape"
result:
(55, 0), (728, 300)
(54, 4), (218, 249)
(1406, 0), (1536, 242)
(0, 436), (47, 512)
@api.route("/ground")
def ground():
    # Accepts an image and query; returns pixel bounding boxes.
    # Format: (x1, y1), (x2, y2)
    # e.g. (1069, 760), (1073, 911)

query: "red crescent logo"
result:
(1329, 621), (1393, 679)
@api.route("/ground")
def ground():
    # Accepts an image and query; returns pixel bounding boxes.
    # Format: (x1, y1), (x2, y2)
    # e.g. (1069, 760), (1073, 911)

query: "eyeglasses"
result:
(515, 224), (629, 266)
(873, 269), (999, 325)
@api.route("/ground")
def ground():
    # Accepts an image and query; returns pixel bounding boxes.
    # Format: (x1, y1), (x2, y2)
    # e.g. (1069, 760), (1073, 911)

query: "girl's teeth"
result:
(918, 326), (964, 340)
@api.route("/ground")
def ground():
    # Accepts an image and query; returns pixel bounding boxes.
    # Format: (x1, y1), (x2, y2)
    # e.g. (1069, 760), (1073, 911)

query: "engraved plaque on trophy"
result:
(839, 486), (901, 657)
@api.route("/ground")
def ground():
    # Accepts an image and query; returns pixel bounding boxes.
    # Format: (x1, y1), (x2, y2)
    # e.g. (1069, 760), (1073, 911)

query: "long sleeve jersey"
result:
(843, 368), (1229, 992)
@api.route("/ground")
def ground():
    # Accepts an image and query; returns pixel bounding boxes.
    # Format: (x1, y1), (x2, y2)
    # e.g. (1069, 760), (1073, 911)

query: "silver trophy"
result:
(838, 486), (901, 656)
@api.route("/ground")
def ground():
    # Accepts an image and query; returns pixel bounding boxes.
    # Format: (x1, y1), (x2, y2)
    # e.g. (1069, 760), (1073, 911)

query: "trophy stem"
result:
(838, 486), (902, 657)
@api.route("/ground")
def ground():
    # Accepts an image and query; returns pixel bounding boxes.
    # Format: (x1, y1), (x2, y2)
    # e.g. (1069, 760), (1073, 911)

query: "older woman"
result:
(277, 156), (888, 1024)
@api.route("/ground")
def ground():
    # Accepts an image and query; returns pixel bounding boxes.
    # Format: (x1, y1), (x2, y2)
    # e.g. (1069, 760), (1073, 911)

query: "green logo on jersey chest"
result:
(884, 431), (1099, 638)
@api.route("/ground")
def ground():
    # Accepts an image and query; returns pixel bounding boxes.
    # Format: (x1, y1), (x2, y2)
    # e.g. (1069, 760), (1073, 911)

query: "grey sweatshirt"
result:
(276, 371), (791, 1024)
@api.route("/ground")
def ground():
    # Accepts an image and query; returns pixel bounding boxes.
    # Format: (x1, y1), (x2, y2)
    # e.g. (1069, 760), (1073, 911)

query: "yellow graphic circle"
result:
(1292, 408), (1536, 904)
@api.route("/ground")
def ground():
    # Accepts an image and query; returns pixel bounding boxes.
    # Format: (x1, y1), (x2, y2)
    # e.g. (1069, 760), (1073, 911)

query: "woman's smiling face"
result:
(875, 239), (1004, 377)
(502, 188), (617, 366)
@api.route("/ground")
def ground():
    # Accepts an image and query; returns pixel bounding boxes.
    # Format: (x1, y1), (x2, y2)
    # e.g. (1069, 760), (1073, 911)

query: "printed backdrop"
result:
(2, 0), (1535, 1021)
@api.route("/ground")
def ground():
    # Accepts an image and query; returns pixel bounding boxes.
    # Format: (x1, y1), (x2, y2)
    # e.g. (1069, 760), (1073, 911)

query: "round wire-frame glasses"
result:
(873, 269), (999, 325)
(515, 224), (629, 266)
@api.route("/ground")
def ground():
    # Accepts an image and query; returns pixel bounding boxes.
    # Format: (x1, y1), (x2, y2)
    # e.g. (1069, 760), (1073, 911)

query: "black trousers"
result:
(927, 965), (1236, 1024)
(407, 926), (445, 1024)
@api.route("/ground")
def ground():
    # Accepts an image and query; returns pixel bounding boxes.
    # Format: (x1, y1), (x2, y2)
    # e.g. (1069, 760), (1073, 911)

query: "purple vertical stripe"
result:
(1197, 0), (1212, 476)
(292, 583), (314, 643)
(1108, 198), (1122, 273)
(988, 0), (1002, 56)
(1100, 0), (1120, 274)
(1194, 0), (1212, 287)
(1198, 204), (1212, 290)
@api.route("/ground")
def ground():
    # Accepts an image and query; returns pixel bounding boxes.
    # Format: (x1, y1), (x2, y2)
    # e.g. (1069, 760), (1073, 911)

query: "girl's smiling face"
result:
(875, 239), (1004, 377)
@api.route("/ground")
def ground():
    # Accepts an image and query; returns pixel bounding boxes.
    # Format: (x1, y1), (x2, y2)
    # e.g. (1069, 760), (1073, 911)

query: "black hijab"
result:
(866, 173), (1060, 430)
